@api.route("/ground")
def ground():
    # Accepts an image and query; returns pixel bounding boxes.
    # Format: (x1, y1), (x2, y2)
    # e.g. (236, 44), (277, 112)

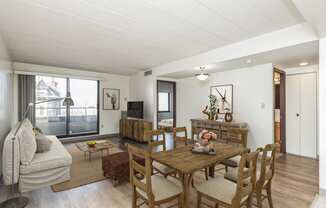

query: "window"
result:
(158, 92), (170, 112)
(35, 76), (99, 137)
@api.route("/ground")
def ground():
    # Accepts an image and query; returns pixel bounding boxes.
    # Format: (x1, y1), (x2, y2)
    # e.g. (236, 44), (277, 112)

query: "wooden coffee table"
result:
(75, 141), (114, 161)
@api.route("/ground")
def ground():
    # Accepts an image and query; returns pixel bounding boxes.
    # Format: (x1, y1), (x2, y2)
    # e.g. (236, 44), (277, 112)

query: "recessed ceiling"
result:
(163, 40), (319, 79)
(0, 0), (304, 75)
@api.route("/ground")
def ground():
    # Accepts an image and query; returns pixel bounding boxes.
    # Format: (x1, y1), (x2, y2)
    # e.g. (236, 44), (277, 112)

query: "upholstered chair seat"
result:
(197, 175), (249, 205)
(137, 175), (182, 201)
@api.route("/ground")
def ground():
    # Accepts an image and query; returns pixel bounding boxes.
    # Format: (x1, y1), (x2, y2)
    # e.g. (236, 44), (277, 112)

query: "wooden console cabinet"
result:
(119, 118), (153, 142)
(191, 119), (248, 147)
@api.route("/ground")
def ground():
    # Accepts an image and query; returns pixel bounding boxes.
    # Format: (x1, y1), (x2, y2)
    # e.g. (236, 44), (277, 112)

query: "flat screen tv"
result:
(127, 101), (144, 119)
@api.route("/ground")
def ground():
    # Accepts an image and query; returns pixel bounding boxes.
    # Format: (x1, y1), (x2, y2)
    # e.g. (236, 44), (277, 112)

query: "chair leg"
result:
(132, 187), (137, 208)
(178, 194), (183, 208)
(246, 194), (252, 208)
(267, 182), (274, 208)
(148, 199), (155, 208)
(205, 168), (209, 180)
(256, 190), (263, 208)
(197, 192), (202, 208)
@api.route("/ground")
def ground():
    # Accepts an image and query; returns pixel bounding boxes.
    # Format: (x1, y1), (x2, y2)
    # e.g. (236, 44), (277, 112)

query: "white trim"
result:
(13, 62), (130, 81)
(14, 70), (102, 81)
(284, 65), (319, 75)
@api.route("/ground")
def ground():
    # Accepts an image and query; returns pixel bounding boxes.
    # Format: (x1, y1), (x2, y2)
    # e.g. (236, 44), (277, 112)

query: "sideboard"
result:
(191, 119), (248, 146)
(120, 118), (153, 142)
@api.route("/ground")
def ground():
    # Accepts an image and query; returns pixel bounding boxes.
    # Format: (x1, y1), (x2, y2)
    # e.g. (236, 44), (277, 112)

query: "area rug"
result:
(51, 142), (122, 192)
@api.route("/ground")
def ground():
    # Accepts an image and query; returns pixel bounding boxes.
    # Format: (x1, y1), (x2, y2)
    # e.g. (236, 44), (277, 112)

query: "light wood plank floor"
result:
(0, 140), (318, 208)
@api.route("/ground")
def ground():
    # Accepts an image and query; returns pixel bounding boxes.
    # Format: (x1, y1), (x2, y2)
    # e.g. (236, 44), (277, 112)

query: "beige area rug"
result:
(51, 142), (122, 192)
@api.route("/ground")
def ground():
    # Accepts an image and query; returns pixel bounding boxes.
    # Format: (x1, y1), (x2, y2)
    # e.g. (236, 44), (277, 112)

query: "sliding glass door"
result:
(35, 76), (99, 137)
(69, 78), (99, 135)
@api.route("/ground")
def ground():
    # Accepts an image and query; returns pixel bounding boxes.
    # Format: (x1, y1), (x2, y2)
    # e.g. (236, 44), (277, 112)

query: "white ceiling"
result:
(0, 0), (304, 75)
(163, 40), (319, 79)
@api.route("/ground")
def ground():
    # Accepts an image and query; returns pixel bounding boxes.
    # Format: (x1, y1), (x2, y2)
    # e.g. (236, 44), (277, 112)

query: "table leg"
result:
(179, 172), (193, 208)
(209, 164), (215, 178)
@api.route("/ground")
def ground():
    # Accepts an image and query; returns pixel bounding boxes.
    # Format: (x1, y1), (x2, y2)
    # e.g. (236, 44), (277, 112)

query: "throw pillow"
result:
(33, 127), (43, 135)
(18, 119), (37, 165)
(35, 133), (52, 153)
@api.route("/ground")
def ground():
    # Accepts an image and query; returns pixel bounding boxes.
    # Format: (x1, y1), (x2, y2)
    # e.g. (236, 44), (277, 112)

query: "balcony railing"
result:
(35, 106), (98, 136)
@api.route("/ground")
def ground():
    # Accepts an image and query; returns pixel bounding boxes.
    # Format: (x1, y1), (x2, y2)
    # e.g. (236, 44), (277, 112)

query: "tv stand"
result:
(119, 118), (153, 142)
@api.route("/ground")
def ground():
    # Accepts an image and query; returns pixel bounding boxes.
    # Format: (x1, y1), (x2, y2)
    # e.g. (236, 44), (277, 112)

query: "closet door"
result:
(300, 73), (317, 158)
(286, 75), (301, 155)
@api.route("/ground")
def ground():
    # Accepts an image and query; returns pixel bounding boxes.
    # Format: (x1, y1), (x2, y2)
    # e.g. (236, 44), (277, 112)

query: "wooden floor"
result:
(0, 139), (318, 208)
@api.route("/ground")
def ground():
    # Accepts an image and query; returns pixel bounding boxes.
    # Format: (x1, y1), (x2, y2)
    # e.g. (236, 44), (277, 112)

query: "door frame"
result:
(274, 68), (286, 153)
(55, 79), (100, 138)
(156, 80), (176, 128)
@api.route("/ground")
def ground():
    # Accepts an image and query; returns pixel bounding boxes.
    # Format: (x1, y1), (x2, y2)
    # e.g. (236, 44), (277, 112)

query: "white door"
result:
(286, 73), (317, 158)
(300, 73), (317, 158)
(286, 75), (301, 155)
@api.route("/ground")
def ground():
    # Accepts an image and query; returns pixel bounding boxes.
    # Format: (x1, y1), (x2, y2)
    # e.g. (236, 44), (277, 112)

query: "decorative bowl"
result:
(87, 141), (97, 147)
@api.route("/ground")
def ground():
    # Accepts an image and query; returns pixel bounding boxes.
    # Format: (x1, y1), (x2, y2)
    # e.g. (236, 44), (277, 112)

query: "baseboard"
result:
(60, 133), (119, 144)
(320, 188), (326, 196)
(286, 153), (318, 160)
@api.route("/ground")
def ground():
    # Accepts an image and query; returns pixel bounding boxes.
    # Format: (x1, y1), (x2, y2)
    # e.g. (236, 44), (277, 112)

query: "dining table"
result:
(151, 143), (245, 208)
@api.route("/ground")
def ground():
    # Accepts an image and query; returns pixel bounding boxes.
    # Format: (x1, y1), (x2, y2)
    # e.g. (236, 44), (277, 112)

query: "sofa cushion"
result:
(35, 133), (52, 153)
(20, 136), (72, 175)
(2, 122), (21, 185)
(17, 119), (37, 165)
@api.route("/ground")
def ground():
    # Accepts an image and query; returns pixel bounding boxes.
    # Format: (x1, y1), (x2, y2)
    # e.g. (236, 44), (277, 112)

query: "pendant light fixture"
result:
(195, 66), (209, 81)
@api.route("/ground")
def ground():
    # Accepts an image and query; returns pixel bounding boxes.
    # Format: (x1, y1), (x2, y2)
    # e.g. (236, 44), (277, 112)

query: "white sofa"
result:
(2, 119), (72, 193)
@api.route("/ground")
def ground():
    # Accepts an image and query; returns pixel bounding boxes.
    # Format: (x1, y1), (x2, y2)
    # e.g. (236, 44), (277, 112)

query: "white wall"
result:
(129, 72), (155, 122)
(12, 63), (130, 135)
(176, 64), (274, 150)
(319, 38), (326, 192)
(0, 33), (13, 176)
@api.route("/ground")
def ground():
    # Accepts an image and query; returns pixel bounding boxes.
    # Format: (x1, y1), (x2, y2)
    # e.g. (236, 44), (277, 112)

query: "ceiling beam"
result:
(152, 23), (318, 76)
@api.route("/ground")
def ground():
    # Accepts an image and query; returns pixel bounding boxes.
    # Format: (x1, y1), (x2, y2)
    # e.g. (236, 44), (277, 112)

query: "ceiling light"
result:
(195, 67), (209, 81)
(299, 62), (309, 66)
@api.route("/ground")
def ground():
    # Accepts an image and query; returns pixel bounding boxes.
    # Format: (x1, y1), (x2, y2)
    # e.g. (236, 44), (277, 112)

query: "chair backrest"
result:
(232, 150), (259, 206)
(127, 144), (154, 200)
(226, 127), (248, 148)
(172, 127), (188, 148)
(257, 144), (277, 189)
(145, 129), (166, 153)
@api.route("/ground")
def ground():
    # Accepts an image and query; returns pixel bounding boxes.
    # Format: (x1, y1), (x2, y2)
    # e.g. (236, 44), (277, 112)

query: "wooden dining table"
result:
(151, 143), (245, 208)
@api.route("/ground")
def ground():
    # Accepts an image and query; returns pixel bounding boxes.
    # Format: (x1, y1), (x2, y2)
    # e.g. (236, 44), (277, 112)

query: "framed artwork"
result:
(103, 88), (120, 110)
(210, 84), (233, 114)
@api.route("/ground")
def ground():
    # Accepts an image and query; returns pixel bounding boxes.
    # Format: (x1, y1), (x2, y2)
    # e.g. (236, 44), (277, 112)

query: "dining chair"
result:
(173, 127), (209, 181)
(172, 127), (188, 149)
(255, 144), (277, 208)
(224, 144), (277, 208)
(196, 150), (259, 208)
(128, 144), (183, 208)
(220, 128), (249, 170)
(146, 129), (177, 177)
